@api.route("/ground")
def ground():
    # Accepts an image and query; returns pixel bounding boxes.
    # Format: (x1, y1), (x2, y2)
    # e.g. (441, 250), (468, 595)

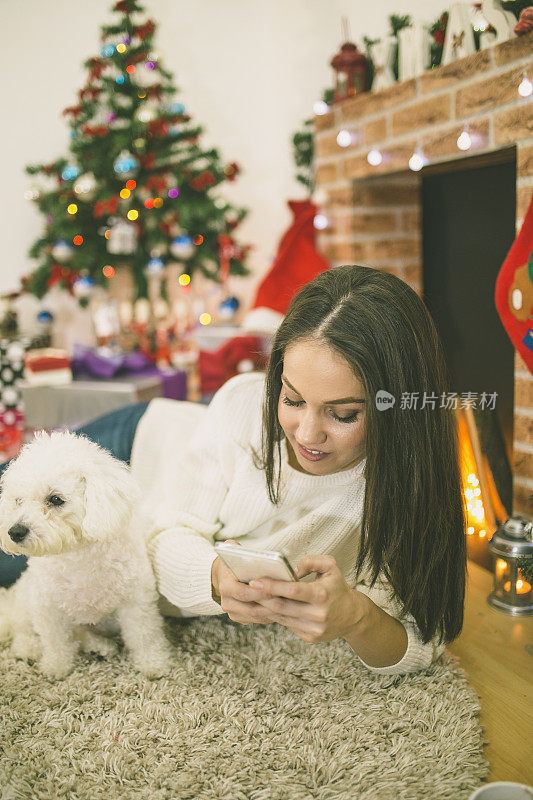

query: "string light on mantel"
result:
(409, 145), (428, 172)
(365, 69), (532, 172)
(337, 129), (353, 147)
(314, 100), (329, 115)
(519, 71), (532, 98)
(457, 125), (472, 151)
(367, 148), (383, 166)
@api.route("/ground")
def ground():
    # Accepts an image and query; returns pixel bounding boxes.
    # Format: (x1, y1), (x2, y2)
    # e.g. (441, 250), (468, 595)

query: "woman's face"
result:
(277, 339), (367, 475)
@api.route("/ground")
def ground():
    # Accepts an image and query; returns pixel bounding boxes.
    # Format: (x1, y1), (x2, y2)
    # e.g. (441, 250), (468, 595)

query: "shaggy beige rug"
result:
(0, 615), (489, 800)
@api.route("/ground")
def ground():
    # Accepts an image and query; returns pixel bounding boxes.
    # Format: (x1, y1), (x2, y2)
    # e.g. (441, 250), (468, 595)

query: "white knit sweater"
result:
(131, 371), (446, 676)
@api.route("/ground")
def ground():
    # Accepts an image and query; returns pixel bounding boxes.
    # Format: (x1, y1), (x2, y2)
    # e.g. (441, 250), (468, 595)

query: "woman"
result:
(0, 264), (467, 675)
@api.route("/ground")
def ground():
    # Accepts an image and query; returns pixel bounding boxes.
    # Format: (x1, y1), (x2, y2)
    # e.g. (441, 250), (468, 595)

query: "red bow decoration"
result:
(83, 125), (108, 138)
(62, 105), (83, 119)
(147, 84), (163, 102)
(47, 265), (81, 294)
(140, 152), (156, 170)
(86, 58), (106, 81)
(146, 174), (168, 194)
(114, 0), (137, 13)
(147, 118), (169, 137)
(93, 195), (120, 217)
(190, 171), (216, 191)
(136, 20), (155, 41)
(79, 86), (102, 103)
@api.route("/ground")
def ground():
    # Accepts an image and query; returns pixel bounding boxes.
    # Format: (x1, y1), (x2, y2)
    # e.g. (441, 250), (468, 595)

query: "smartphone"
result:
(214, 541), (299, 585)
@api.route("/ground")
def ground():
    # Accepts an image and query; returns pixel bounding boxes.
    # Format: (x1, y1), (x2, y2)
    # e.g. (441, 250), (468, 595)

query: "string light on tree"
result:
(199, 313), (211, 325)
(103, 265), (115, 278)
(67, 204), (78, 215)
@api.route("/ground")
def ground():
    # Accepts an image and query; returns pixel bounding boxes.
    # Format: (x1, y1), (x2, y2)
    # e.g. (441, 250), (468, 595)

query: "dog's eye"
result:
(47, 495), (65, 507)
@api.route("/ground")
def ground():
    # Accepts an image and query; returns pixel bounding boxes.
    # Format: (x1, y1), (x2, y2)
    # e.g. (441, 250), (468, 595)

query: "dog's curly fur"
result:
(0, 431), (172, 681)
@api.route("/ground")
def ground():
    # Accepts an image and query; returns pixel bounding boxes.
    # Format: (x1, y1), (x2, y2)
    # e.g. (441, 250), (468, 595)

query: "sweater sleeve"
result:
(139, 375), (247, 617)
(352, 573), (446, 676)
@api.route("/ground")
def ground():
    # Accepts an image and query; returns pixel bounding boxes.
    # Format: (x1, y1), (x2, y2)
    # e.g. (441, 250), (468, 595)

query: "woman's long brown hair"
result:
(251, 264), (467, 646)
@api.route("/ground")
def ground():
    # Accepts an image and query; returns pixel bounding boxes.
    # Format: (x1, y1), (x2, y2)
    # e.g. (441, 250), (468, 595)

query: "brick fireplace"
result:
(314, 32), (533, 519)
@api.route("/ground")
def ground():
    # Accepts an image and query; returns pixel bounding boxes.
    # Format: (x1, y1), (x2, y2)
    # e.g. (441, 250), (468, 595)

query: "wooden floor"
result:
(447, 560), (533, 784)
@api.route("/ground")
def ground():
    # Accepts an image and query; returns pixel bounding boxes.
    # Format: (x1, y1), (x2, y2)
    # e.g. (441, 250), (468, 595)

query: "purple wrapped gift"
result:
(71, 344), (187, 401)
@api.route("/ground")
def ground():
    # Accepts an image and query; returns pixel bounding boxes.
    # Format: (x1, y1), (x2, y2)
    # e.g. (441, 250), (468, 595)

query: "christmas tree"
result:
(23, 0), (251, 306)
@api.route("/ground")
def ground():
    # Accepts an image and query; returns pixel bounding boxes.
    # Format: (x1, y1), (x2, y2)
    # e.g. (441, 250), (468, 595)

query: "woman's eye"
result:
(282, 395), (359, 423)
(47, 495), (65, 507)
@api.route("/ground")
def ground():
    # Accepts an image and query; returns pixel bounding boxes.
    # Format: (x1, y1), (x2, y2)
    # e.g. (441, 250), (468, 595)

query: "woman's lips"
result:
(297, 442), (329, 461)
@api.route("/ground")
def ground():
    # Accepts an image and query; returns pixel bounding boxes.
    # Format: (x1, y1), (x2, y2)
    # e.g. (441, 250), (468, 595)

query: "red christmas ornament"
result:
(224, 162), (240, 181)
(136, 20), (156, 41)
(495, 191), (533, 374)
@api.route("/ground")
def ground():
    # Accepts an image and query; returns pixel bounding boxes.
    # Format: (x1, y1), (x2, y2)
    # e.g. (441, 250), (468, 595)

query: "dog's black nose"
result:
(8, 523), (29, 543)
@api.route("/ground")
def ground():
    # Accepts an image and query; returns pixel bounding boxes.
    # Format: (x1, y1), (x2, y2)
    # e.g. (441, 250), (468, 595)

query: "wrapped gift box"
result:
(20, 345), (187, 430)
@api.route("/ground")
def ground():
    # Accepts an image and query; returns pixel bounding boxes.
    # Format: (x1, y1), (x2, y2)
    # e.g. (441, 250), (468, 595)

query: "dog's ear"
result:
(81, 455), (138, 543)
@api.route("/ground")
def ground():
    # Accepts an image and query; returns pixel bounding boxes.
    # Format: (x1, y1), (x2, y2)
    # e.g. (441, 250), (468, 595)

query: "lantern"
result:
(487, 515), (533, 616)
(331, 39), (368, 102)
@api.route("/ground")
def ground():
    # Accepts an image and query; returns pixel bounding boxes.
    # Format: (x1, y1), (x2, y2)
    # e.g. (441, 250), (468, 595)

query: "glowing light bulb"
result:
(103, 265), (115, 277)
(116, 43), (127, 53)
(73, 235), (83, 245)
(314, 100), (329, 115)
(467, 527), (474, 535)
(409, 148), (427, 172)
(313, 214), (328, 230)
(199, 313), (211, 325)
(67, 204), (78, 214)
(479, 530), (486, 538)
(519, 75), (532, 98)
(127, 209), (139, 221)
(337, 129), (352, 147)
(179, 274), (190, 286)
(126, 180), (136, 190)
(120, 189), (131, 199)
(367, 149), (383, 166)
(457, 129), (472, 151)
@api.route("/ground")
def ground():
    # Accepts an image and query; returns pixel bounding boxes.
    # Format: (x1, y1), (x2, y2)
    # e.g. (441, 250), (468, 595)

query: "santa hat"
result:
(241, 199), (330, 335)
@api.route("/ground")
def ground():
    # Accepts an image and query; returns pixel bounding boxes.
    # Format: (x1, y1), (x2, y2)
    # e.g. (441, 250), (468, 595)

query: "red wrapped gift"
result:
(198, 335), (268, 395)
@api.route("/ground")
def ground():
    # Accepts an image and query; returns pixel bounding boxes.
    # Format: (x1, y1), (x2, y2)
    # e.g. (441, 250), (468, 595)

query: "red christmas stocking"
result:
(250, 200), (330, 316)
(495, 191), (533, 374)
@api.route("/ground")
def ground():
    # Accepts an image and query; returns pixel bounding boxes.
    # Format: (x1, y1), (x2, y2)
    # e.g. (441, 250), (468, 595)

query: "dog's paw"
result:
(11, 633), (41, 662)
(132, 649), (173, 679)
(78, 629), (119, 659)
(38, 654), (75, 681)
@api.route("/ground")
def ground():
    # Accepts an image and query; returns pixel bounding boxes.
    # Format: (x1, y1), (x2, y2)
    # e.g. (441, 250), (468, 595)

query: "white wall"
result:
(1, 0), (448, 305)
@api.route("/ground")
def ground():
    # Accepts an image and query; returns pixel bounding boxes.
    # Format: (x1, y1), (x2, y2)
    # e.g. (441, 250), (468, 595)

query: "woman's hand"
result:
(249, 554), (372, 644)
(211, 540), (279, 625)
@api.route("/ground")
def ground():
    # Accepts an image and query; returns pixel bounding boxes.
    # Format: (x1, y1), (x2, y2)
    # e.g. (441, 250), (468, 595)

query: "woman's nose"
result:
(297, 412), (327, 445)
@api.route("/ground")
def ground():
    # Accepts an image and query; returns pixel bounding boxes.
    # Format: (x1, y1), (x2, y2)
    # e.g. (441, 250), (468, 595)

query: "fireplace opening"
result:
(421, 148), (516, 569)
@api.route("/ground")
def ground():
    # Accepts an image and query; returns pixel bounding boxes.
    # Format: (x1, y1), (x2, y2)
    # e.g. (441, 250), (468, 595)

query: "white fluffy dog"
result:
(0, 430), (172, 681)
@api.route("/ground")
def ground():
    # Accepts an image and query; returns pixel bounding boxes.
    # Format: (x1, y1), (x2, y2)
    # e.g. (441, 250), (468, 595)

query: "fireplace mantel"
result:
(314, 32), (533, 515)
